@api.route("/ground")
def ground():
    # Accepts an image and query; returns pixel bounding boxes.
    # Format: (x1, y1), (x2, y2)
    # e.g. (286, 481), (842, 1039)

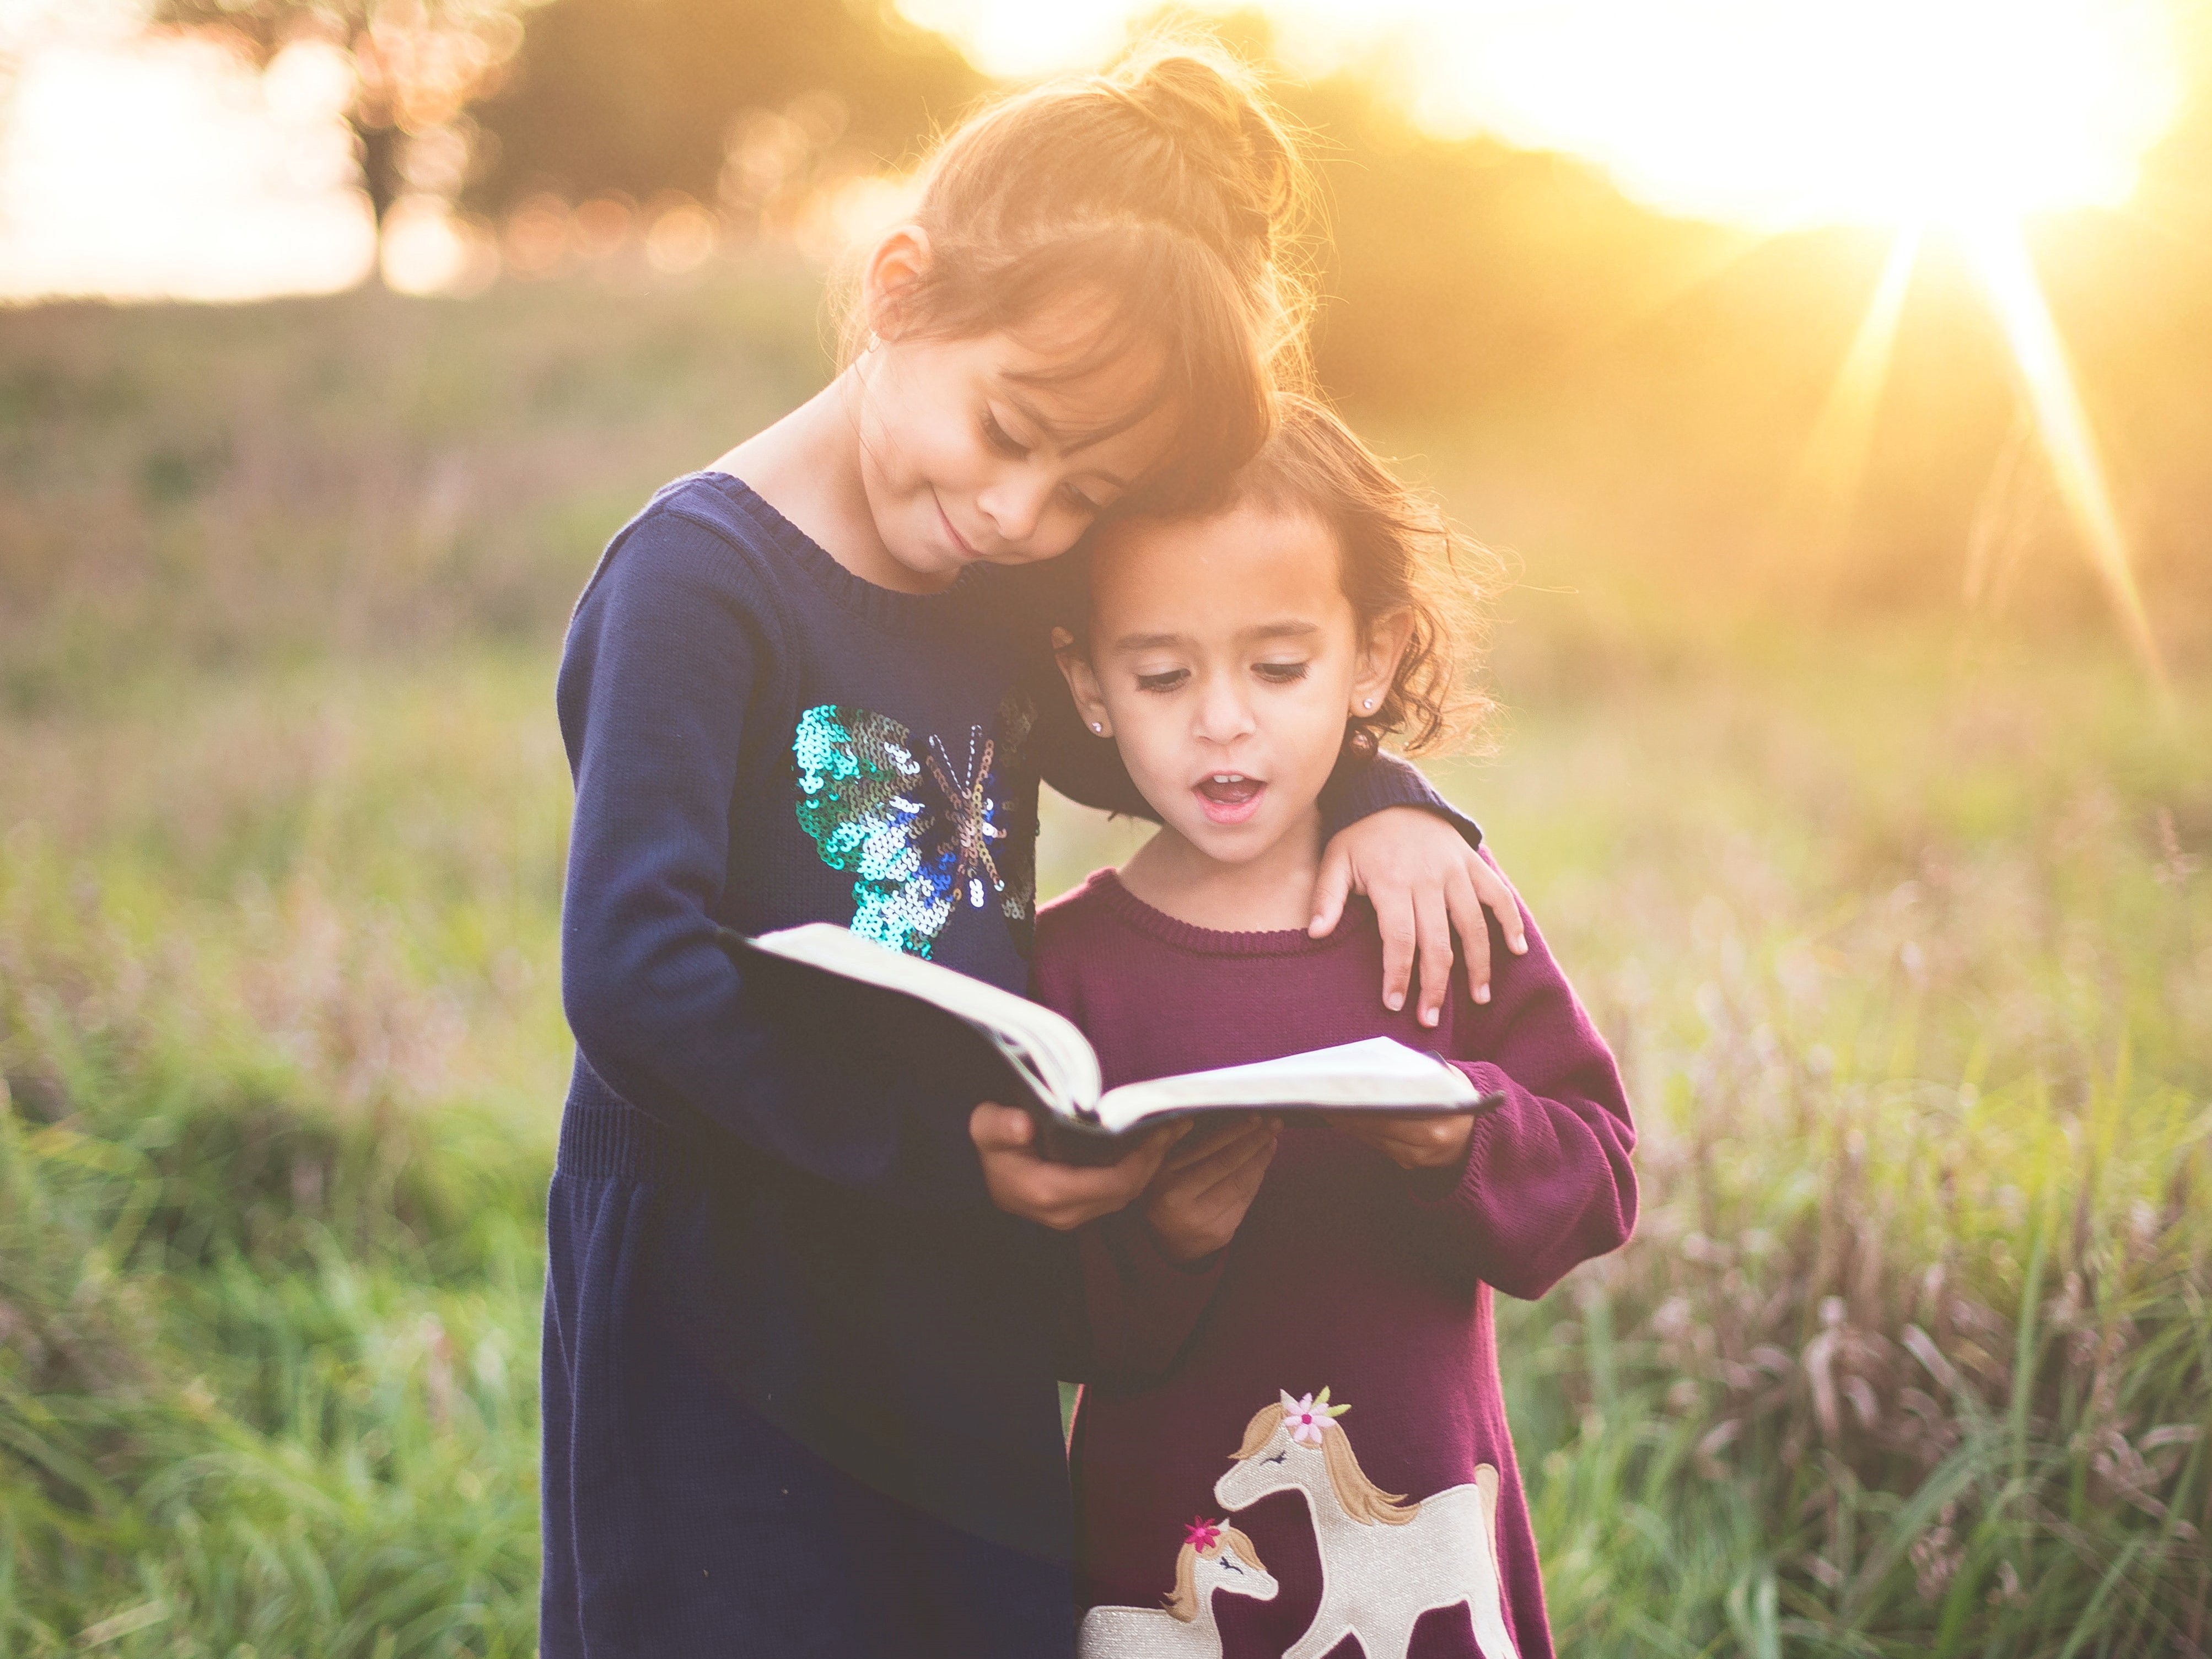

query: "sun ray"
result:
(1789, 225), (1923, 525)
(1952, 218), (2168, 696)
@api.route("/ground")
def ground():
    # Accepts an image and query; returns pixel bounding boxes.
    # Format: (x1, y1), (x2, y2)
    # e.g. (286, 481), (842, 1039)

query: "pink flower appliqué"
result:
(1183, 1517), (1223, 1553)
(1279, 1388), (1349, 1446)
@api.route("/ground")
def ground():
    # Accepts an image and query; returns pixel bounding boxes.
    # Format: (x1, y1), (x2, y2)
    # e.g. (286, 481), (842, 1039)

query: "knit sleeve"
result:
(557, 507), (989, 1209)
(1404, 850), (1637, 1297)
(1316, 746), (1483, 850)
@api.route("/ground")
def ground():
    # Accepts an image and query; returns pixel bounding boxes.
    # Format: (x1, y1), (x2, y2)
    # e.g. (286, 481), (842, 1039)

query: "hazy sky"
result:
(0, 0), (2185, 301)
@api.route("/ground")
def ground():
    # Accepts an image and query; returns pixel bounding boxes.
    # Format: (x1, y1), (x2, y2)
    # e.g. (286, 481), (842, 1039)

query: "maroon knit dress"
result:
(1036, 860), (1635, 1659)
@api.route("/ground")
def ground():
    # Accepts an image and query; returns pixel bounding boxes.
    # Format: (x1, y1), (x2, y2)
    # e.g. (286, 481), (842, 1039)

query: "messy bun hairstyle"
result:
(853, 40), (1315, 510)
(1233, 396), (1495, 756)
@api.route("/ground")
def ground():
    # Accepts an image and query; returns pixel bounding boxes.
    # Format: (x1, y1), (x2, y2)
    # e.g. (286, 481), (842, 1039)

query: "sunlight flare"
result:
(1791, 227), (1924, 526)
(1953, 219), (2167, 689)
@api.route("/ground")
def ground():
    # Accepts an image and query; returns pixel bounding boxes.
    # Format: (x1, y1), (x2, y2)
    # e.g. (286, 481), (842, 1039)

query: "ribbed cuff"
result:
(556, 1096), (715, 1186)
(1321, 748), (1482, 850)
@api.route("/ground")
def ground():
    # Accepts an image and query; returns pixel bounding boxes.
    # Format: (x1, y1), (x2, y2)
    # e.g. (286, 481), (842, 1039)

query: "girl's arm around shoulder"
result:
(559, 501), (989, 1209)
(1407, 849), (1638, 1300)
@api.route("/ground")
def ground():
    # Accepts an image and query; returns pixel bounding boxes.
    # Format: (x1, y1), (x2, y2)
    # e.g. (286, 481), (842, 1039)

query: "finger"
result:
(1181, 1122), (1277, 1188)
(1444, 867), (1493, 1007)
(1308, 842), (1353, 938)
(1116, 1122), (1190, 1189)
(1468, 856), (1527, 956)
(1038, 1169), (1149, 1229)
(1048, 1124), (1178, 1194)
(1160, 1129), (1274, 1199)
(1159, 1116), (1257, 1173)
(1195, 1131), (1277, 1200)
(1373, 884), (1417, 1012)
(1412, 882), (1455, 1028)
(968, 1101), (1036, 1151)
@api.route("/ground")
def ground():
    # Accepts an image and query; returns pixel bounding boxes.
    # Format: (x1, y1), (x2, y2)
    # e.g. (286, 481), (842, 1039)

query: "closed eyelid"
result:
(995, 388), (1133, 488)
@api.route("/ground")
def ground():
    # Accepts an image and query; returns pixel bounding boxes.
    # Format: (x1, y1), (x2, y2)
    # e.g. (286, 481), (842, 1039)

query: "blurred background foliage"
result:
(1, 0), (2208, 1654)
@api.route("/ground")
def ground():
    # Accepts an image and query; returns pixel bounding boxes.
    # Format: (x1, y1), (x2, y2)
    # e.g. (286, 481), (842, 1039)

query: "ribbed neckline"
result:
(1081, 866), (1357, 958)
(695, 471), (992, 634)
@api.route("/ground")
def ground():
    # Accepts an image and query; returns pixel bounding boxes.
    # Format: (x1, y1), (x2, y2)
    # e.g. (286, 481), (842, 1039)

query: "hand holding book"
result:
(1139, 1115), (1282, 1263)
(718, 924), (1494, 1167)
(1320, 1108), (1478, 1171)
(967, 1101), (1188, 1230)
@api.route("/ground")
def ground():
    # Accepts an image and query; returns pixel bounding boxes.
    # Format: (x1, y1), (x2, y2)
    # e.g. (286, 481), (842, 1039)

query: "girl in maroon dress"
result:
(1034, 396), (1638, 1659)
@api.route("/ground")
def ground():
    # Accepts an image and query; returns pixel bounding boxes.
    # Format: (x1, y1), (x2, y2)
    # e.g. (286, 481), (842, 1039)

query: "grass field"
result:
(2, 274), (2206, 1657)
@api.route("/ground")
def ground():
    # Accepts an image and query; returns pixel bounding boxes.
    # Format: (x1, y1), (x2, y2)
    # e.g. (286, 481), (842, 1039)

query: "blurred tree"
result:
(461, 0), (981, 217)
(154, 0), (539, 229)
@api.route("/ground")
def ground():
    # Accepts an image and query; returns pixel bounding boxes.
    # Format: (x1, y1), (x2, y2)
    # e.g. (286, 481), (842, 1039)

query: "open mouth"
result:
(1194, 773), (1266, 824)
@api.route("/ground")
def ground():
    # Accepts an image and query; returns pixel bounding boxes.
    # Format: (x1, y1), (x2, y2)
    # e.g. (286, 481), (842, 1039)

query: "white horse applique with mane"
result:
(1213, 1389), (1520, 1659)
(1075, 1522), (1283, 1659)
(1079, 1518), (1279, 1658)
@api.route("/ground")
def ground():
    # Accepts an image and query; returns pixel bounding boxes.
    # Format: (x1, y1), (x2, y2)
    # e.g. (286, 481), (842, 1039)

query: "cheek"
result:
(866, 365), (978, 488)
(1278, 670), (1358, 740)
(1101, 694), (1180, 777)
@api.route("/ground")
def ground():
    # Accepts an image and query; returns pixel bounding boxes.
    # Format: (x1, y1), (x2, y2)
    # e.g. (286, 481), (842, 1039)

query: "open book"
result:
(719, 923), (1487, 1165)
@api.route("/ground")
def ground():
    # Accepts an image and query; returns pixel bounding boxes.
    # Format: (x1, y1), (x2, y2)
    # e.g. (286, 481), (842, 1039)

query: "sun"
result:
(1333, 0), (2183, 232)
(1328, 0), (2181, 682)
(902, 0), (2185, 676)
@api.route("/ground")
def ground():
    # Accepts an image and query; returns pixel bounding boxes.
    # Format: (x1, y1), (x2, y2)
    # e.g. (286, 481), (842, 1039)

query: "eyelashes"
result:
(981, 408), (1101, 516)
(981, 410), (1025, 459)
(1131, 662), (1311, 694)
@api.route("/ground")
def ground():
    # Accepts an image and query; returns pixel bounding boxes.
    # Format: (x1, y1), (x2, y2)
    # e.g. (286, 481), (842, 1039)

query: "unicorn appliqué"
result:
(1216, 1389), (1519, 1659)
(1080, 1388), (1519, 1659)
(1078, 1518), (1279, 1658)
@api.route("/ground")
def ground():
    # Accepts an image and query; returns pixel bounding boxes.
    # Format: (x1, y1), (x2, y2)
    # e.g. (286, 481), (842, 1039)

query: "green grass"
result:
(2, 277), (2208, 1656)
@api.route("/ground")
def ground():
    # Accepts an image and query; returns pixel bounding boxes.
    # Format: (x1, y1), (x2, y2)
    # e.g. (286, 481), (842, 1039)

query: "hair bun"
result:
(1107, 42), (1309, 276)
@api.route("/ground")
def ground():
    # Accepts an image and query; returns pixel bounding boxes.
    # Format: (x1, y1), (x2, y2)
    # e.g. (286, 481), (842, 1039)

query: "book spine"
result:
(1029, 1105), (1133, 1168)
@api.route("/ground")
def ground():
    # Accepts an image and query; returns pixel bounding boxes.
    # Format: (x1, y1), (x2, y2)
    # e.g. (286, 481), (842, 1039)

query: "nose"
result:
(975, 467), (1057, 551)
(1192, 670), (1256, 748)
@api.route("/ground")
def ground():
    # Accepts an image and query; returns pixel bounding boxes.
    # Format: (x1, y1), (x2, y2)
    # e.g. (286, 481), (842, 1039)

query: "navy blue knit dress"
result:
(541, 473), (1471, 1658)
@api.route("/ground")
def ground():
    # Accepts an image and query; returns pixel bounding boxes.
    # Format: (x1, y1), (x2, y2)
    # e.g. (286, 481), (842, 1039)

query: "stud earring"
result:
(1363, 697), (1375, 710)
(1090, 721), (1103, 734)
(864, 331), (880, 353)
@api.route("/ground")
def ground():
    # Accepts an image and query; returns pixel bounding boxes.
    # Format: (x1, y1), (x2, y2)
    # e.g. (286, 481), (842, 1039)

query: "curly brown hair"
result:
(1217, 394), (1497, 755)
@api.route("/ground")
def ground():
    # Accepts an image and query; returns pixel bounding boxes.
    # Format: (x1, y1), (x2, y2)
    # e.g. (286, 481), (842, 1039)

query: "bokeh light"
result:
(0, 31), (373, 300)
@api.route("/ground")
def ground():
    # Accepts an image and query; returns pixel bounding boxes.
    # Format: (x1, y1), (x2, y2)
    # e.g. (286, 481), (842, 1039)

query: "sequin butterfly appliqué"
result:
(790, 695), (1037, 959)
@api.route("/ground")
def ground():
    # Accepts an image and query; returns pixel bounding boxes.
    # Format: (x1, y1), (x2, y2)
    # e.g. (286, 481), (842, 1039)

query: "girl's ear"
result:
(1349, 607), (1416, 720)
(861, 225), (932, 342)
(1051, 626), (1113, 739)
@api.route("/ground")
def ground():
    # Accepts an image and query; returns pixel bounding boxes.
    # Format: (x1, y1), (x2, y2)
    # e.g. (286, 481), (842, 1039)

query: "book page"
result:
(1090, 1036), (1479, 1135)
